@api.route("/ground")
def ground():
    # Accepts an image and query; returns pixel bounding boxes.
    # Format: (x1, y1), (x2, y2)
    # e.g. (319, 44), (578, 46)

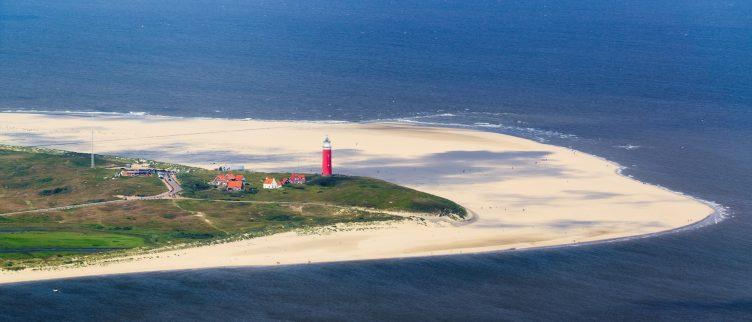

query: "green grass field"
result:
(0, 231), (144, 249)
(0, 146), (463, 270)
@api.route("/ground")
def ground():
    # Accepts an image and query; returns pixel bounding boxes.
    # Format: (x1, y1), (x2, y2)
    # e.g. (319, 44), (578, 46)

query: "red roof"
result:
(263, 177), (276, 185)
(290, 173), (306, 180)
(215, 173), (245, 183)
(227, 181), (243, 189)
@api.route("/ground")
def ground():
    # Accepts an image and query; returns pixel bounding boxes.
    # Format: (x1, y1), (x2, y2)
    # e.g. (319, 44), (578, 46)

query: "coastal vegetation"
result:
(0, 146), (465, 270)
(0, 147), (165, 213)
(179, 170), (466, 217)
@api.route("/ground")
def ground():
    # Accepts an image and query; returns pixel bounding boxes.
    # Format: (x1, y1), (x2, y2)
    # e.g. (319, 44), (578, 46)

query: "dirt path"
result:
(171, 199), (228, 234)
(0, 176), (467, 228)
(0, 175), (182, 217)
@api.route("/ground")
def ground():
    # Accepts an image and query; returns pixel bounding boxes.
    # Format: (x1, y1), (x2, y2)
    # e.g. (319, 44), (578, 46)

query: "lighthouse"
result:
(322, 136), (333, 176)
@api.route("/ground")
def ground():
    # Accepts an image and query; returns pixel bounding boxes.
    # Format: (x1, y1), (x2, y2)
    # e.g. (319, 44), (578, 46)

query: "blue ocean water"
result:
(1, 0), (751, 320)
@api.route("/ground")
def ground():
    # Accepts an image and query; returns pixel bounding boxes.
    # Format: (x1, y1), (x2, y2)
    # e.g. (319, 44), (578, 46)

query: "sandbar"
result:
(0, 112), (717, 284)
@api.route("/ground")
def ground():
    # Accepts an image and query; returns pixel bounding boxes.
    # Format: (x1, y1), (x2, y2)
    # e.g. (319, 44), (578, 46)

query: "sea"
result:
(0, 0), (751, 320)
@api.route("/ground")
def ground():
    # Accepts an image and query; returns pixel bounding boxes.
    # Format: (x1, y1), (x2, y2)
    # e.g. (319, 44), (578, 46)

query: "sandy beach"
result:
(0, 112), (715, 284)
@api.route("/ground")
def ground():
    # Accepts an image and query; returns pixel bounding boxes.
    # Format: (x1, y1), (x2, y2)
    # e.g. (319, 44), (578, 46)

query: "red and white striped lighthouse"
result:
(321, 135), (332, 176)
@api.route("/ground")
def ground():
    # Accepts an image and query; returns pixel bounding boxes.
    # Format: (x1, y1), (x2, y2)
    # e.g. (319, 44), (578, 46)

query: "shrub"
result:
(38, 186), (70, 196)
(263, 214), (303, 222)
(171, 232), (215, 239)
(308, 175), (350, 187)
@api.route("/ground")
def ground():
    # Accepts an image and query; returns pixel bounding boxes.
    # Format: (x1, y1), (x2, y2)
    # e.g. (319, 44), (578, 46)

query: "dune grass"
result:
(0, 146), (463, 270)
(0, 147), (165, 213)
(179, 170), (466, 217)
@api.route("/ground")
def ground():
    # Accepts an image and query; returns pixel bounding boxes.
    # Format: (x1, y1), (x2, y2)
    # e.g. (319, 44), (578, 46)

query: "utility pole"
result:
(90, 129), (95, 169)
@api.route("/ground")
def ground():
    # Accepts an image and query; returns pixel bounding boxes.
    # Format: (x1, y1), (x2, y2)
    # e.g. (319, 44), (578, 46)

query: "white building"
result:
(215, 164), (245, 171)
(262, 177), (281, 189)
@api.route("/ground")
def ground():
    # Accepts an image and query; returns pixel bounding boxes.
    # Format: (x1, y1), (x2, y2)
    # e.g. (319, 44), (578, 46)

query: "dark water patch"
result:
(1, 243), (751, 321)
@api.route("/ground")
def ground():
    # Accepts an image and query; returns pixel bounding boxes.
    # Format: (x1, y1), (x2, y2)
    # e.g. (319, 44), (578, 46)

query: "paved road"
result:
(164, 172), (183, 197)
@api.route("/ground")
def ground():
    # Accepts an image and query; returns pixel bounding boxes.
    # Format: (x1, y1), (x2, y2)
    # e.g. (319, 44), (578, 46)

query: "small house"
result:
(226, 180), (244, 191)
(262, 177), (281, 189)
(288, 173), (306, 184)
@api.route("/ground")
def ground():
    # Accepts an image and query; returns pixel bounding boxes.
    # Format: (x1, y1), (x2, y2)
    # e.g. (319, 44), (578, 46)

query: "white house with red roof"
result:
(262, 177), (282, 189)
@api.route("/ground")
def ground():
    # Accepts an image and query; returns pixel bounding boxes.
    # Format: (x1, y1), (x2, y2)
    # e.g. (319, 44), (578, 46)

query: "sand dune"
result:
(0, 112), (715, 284)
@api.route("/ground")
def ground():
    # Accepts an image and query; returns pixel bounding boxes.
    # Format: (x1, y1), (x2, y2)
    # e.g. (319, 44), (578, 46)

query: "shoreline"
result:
(0, 112), (719, 284)
(0, 200), (725, 287)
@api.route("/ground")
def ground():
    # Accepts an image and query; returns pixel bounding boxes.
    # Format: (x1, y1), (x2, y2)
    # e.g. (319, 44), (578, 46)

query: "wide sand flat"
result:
(0, 112), (714, 283)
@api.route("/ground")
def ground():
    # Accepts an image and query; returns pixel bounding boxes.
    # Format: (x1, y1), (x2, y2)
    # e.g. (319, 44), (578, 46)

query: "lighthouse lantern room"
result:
(322, 136), (333, 176)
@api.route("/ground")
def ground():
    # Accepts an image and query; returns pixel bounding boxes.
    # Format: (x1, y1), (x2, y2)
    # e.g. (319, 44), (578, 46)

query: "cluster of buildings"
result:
(261, 173), (307, 189)
(211, 173), (246, 191)
(120, 168), (155, 177)
(213, 164), (245, 172)
(212, 173), (307, 191)
(119, 162), (172, 179)
(210, 136), (332, 192)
